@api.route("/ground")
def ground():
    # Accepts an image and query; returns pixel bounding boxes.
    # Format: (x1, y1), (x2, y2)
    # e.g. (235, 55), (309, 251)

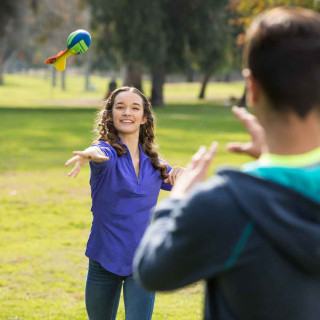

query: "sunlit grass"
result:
(0, 73), (244, 107)
(0, 169), (205, 319)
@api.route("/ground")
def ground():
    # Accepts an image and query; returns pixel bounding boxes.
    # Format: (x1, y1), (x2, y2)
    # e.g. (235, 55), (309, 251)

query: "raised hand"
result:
(226, 106), (266, 159)
(170, 142), (218, 199)
(164, 166), (185, 185)
(65, 146), (109, 178)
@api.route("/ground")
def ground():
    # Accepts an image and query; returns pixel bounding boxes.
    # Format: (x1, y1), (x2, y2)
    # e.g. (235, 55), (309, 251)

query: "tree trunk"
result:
(85, 68), (90, 91)
(84, 49), (92, 91)
(198, 72), (211, 99)
(124, 62), (143, 91)
(151, 62), (165, 107)
(52, 67), (57, 87)
(61, 69), (66, 91)
(0, 41), (6, 86)
(237, 86), (247, 107)
(186, 67), (194, 82)
(0, 55), (3, 86)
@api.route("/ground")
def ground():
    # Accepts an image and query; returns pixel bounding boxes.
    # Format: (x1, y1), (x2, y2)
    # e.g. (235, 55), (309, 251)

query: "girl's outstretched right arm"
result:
(65, 146), (110, 178)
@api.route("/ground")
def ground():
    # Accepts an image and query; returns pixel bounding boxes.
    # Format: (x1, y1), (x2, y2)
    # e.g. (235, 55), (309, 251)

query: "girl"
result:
(65, 87), (184, 320)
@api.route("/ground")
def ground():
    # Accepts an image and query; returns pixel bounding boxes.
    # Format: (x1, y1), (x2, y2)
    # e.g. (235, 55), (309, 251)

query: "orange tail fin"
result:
(45, 49), (69, 65)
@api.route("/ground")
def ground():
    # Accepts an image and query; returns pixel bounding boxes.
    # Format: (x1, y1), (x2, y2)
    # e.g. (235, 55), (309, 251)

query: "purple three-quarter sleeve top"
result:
(85, 139), (172, 276)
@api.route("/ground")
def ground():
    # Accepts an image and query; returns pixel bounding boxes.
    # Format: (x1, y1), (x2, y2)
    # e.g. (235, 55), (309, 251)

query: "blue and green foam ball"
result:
(67, 29), (91, 55)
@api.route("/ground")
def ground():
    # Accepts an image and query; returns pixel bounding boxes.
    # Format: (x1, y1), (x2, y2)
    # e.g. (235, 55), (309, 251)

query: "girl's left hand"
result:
(164, 166), (186, 185)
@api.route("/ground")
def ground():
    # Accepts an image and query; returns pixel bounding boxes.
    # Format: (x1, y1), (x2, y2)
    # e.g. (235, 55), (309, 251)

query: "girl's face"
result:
(112, 91), (146, 135)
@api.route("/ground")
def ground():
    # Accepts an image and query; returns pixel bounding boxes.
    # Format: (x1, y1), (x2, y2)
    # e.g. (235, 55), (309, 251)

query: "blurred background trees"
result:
(0, 0), (28, 85)
(1, 0), (320, 105)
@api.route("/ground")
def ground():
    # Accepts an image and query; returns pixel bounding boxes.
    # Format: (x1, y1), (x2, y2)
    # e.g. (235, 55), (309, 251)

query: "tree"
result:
(88, 0), (166, 98)
(87, 0), (236, 105)
(184, 0), (233, 99)
(158, 0), (234, 101)
(228, 0), (320, 106)
(229, 0), (320, 33)
(31, 0), (89, 90)
(0, 0), (27, 85)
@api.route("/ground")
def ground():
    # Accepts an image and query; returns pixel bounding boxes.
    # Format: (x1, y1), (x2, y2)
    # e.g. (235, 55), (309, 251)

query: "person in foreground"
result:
(134, 7), (320, 320)
(65, 87), (184, 320)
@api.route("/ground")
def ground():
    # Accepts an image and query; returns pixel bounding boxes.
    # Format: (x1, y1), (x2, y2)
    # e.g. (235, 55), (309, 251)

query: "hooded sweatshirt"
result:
(134, 150), (320, 320)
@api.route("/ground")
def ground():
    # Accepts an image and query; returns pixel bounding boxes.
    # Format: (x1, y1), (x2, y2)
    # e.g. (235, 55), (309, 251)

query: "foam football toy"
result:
(45, 29), (91, 72)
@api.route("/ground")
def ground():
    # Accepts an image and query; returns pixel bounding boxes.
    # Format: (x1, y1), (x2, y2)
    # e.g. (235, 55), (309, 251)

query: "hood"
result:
(219, 169), (320, 274)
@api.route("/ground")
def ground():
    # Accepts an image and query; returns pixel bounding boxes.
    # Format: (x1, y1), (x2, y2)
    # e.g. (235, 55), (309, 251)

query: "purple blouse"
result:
(86, 139), (172, 276)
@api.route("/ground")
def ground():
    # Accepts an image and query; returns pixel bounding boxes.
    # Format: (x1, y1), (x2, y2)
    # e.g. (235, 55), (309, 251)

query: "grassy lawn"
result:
(0, 73), (244, 107)
(0, 74), (251, 319)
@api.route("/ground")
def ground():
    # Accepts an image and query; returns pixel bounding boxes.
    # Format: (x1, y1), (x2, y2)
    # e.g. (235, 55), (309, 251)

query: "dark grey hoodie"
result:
(134, 169), (320, 320)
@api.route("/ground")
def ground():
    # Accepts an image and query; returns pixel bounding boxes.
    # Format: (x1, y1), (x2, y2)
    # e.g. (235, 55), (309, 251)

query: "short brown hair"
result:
(244, 7), (320, 117)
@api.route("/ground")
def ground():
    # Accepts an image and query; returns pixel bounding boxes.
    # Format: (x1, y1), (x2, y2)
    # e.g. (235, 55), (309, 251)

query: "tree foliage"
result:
(0, 0), (29, 85)
(88, 0), (234, 103)
(0, 0), (20, 37)
(229, 0), (320, 32)
(180, 0), (233, 98)
(88, 0), (166, 88)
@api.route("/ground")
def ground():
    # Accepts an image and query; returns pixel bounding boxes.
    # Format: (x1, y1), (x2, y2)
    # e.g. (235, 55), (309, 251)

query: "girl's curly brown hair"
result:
(95, 86), (169, 180)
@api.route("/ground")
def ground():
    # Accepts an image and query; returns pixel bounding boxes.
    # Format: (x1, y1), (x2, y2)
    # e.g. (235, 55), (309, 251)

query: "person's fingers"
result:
(73, 166), (80, 178)
(199, 142), (218, 172)
(193, 146), (207, 160)
(166, 167), (182, 185)
(65, 155), (80, 167)
(171, 169), (179, 184)
(251, 124), (265, 143)
(232, 105), (251, 118)
(169, 170), (174, 185)
(172, 168), (183, 185)
(172, 169), (180, 185)
(73, 150), (92, 160)
(67, 165), (77, 177)
(91, 155), (109, 162)
(231, 105), (245, 121)
(190, 142), (217, 182)
(227, 141), (262, 158)
(226, 142), (248, 154)
(209, 141), (219, 158)
(68, 162), (81, 178)
(232, 106), (263, 138)
(73, 151), (86, 156)
(232, 106), (256, 128)
(164, 167), (175, 184)
(188, 146), (207, 169)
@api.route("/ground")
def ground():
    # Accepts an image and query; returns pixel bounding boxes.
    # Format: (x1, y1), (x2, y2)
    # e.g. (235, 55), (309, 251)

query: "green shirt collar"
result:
(259, 147), (320, 167)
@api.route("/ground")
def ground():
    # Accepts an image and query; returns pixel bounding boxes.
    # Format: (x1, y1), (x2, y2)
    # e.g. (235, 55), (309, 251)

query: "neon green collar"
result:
(259, 147), (320, 167)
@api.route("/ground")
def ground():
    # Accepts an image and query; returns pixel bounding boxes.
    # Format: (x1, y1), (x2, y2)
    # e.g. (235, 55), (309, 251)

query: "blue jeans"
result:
(85, 259), (155, 320)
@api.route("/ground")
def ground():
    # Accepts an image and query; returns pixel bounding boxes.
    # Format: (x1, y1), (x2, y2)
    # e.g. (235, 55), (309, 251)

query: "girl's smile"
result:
(113, 91), (146, 134)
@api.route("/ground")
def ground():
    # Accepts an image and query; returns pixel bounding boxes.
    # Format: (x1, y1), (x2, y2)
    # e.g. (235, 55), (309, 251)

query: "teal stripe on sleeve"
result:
(225, 221), (254, 270)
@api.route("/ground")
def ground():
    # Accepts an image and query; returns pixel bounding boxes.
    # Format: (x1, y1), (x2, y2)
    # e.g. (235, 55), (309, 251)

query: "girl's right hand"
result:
(65, 146), (109, 178)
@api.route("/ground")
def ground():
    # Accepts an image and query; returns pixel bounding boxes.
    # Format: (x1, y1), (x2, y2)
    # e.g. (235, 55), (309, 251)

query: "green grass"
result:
(0, 73), (244, 107)
(0, 73), (109, 107)
(0, 74), (251, 319)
